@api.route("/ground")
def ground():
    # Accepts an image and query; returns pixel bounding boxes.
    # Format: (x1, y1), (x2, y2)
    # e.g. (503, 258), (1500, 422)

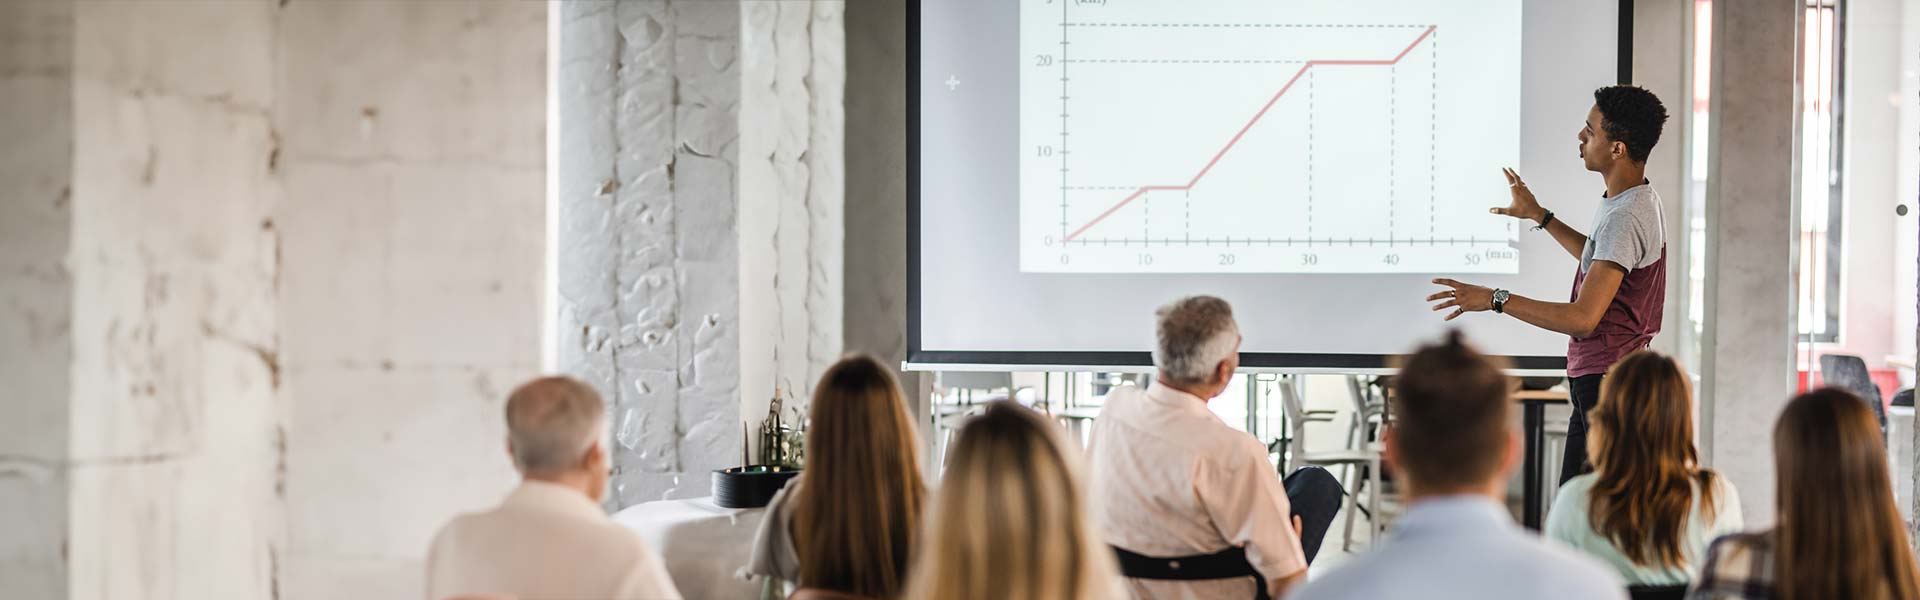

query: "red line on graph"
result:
(1062, 25), (1437, 242)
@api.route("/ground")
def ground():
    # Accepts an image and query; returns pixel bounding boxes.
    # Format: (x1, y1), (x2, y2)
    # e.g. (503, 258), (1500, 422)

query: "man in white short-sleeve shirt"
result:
(1089, 296), (1341, 599)
(426, 377), (681, 600)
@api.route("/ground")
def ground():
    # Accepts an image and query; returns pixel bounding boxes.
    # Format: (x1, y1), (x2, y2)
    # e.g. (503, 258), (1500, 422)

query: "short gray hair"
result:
(505, 376), (605, 475)
(1153, 296), (1241, 385)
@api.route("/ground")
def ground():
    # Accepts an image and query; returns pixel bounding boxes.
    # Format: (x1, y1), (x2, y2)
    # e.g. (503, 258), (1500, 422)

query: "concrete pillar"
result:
(0, 2), (72, 597)
(557, 0), (751, 506)
(273, 3), (544, 597)
(1699, 0), (1802, 524)
(66, 2), (283, 598)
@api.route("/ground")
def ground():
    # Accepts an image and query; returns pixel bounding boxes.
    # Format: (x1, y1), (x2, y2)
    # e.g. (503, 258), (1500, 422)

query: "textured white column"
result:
(0, 2), (72, 597)
(558, 0), (745, 506)
(67, 2), (283, 599)
(1699, 0), (1801, 525)
(739, 0), (846, 446)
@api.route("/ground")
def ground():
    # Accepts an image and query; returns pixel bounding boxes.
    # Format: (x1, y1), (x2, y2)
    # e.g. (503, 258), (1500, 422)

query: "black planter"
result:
(712, 465), (801, 509)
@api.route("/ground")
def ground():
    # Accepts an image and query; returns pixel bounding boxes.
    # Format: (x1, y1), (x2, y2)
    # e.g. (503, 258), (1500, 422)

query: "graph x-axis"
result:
(1065, 236), (1508, 247)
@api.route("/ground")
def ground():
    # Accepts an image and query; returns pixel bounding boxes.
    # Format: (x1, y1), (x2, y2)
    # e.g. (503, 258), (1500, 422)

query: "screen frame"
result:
(906, 0), (1635, 372)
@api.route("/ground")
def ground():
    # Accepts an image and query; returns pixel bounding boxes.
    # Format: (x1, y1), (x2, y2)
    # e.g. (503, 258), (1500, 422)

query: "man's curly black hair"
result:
(1593, 85), (1668, 163)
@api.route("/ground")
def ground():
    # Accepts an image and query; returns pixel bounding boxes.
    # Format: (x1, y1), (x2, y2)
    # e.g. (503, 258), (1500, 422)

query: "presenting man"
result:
(1426, 85), (1669, 483)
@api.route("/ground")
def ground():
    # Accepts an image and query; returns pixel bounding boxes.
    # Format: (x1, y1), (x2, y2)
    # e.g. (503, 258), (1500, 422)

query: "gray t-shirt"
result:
(1580, 183), (1666, 274)
(1569, 182), (1668, 377)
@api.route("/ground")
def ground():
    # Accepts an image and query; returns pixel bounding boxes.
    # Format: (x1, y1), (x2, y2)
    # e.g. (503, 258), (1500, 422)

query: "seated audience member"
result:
(1547, 351), (1743, 585)
(1088, 295), (1342, 599)
(747, 355), (926, 599)
(905, 401), (1122, 600)
(1690, 388), (1920, 600)
(1290, 332), (1625, 600)
(426, 377), (681, 600)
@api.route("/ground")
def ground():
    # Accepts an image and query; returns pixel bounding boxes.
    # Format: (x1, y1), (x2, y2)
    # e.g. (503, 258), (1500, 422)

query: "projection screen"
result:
(910, 0), (1633, 371)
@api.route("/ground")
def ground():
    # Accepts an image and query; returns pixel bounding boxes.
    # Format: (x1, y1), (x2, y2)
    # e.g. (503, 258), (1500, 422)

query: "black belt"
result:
(1111, 545), (1270, 600)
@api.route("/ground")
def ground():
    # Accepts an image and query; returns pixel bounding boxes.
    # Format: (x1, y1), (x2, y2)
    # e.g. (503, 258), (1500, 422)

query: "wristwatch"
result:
(1533, 210), (1556, 231)
(1491, 289), (1512, 314)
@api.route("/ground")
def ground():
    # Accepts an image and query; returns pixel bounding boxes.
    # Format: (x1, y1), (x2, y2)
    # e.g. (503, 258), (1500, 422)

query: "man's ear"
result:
(582, 438), (606, 470)
(1213, 359), (1234, 388)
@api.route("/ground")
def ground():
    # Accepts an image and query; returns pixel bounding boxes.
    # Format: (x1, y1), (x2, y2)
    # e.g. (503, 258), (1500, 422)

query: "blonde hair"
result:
(906, 402), (1118, 600)
(792, 355), (926, 598)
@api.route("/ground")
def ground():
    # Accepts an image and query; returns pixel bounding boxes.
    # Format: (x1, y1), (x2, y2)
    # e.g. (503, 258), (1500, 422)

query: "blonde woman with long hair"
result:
(1546, 350), (1742, 585)
(746, 355), (926, 599)
(906, 401), (1120, 600)
(1691, 388), (1920, 600)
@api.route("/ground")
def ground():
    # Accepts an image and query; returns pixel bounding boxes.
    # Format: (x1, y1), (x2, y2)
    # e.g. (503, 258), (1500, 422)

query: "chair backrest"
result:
(1276, 375), (1310, 473)
(1896, 388), (1915, 408)
(1819, 354), (1886, 430)
(1626, 584), (1688, 600)
(787, 589), (877, 600)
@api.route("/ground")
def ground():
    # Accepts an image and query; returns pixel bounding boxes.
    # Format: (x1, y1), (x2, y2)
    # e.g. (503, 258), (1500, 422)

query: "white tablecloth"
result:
(613, 497), (768, 599)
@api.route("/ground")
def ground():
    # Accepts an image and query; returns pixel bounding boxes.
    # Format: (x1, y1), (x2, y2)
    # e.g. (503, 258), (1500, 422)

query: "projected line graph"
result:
(1017, 0), (1522, 274)
(1062, 26), (1436, 242)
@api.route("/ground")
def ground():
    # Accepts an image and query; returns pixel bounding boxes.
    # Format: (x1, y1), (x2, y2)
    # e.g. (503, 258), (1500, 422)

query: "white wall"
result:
(1832, 0), (1907, 372)
(1896, 0), (1920, 370)
(0, 2), (72, 597)
(27, 3), (547, 599)
(275, 3), (544, 597)
(67, 3), (283, 598)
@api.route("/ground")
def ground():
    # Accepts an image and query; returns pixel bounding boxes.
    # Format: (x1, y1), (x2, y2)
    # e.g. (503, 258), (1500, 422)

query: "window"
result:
(1798, 0), (1845, 343)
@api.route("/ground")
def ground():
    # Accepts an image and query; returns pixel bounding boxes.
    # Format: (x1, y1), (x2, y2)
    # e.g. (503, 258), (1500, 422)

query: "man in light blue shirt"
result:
(1287, 332), (1625, 600)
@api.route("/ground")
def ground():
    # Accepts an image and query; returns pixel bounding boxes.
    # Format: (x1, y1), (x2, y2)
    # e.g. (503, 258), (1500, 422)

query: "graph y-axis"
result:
(1058, 0), (1070, 244)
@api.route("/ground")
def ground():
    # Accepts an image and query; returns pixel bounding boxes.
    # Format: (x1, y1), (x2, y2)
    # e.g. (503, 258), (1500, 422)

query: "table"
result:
(612, 496), (767, 599)
(1513, 390), (1570, 530)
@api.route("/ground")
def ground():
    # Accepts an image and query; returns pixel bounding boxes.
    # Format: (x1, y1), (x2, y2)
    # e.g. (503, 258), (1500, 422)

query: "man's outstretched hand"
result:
(1490, 168), (1545, 222)
(1428, 278), (1494, 321)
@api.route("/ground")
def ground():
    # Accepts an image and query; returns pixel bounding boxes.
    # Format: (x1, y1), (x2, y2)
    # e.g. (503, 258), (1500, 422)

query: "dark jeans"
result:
(1560, 373), (1605, 485)
(1283, 466), (1344, 564)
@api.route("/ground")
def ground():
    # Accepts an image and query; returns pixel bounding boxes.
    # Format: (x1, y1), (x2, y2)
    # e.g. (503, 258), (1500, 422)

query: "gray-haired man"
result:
(1087, 296), (1342, 600)
(426, 377), (682, 600)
